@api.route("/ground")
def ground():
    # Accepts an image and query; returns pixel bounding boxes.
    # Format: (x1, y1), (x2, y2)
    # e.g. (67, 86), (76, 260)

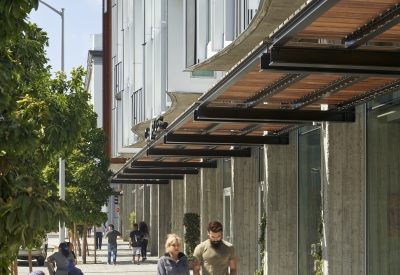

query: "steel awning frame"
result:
(110, 0), (400, 181)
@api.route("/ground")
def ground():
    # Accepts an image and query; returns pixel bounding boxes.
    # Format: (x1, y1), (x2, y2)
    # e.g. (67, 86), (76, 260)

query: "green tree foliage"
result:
(44, 109), (113, 262)
(0, 1), (94, 272)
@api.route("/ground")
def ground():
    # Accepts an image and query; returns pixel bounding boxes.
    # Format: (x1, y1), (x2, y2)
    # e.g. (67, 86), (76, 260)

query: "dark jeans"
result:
(95, 232), (103, 249)
(107, 244), (117, 264)
(141, 239), (148, 258)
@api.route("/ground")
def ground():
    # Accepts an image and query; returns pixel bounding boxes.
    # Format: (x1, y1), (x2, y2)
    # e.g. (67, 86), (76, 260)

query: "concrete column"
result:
(321, 105), (365, 275)
(150, 185), (158, 256)
(120, 184), (135, 238)
(143, 185), (151, 224)
(135, 185), (144, 223)
(231, 149), (259, 275)
(171, 180), (185, 239)
(158, 183), (172, 257)
(264, 131), (298, 275)
(184, 174), (201, 214)
(200, 163), (223, 241)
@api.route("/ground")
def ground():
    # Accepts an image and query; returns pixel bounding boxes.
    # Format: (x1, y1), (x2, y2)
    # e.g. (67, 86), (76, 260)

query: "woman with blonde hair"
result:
(157, 234), (190, 275)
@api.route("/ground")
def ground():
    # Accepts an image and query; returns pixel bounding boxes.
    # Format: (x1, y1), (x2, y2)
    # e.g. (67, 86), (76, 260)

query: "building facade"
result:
(102, 1), (400, 274)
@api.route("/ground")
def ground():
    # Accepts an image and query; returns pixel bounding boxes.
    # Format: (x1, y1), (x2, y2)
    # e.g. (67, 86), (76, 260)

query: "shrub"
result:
(183, 213), (200, 261)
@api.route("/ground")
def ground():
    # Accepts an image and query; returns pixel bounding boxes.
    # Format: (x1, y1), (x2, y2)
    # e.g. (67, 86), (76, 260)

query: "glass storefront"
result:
(367, 92), (400, 275)
(298, 126), (322, 275)
(223, 158), (232, 242)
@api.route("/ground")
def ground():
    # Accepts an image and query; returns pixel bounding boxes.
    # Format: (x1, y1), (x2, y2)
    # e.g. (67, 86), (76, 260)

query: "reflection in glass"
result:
(367, 92), (400, 275)
(298, 126), (321, 275)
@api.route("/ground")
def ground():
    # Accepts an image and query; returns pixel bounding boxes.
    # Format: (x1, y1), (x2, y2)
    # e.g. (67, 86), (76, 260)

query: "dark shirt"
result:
(105, 230), (121, 246)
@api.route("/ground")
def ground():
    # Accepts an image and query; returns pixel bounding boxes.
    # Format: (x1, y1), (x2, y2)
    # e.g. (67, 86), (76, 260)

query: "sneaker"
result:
(132, 260), (136, 264)
(137, 262), (140, 265)
(107, 262), (110, 265)
(143, 258), (147, 262)
(113, 263), (116, 266)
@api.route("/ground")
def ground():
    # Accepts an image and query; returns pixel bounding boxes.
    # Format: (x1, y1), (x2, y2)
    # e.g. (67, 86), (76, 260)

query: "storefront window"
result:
(223, 158), (232, 242)
(367, 92), (400, 275)
(298, 125), (321, 275)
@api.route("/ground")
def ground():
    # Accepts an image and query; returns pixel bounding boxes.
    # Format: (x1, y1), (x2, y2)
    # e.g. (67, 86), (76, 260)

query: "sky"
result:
(28, 0), (102, 76)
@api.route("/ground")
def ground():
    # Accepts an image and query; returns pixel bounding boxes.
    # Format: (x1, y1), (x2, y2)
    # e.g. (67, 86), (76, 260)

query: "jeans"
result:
(107, 244), (117, 264)
(96, 232), (103, 249)
(141, 239), (148, 258)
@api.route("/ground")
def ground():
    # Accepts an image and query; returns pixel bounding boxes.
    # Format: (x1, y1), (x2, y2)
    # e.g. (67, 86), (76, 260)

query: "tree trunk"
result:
(82, 224), (87, 263)
(94, 226), (97, 263)
(11, 257), (18, 275)
(28, 249), (33, 272)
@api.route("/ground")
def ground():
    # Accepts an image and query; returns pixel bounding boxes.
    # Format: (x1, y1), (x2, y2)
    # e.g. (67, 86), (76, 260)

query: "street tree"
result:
(45, 111), (114, 263)
(0, 1), (93, 272)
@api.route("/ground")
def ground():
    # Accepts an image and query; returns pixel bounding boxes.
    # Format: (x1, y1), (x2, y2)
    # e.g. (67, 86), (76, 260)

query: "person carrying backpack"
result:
(129, 223), (144, 264)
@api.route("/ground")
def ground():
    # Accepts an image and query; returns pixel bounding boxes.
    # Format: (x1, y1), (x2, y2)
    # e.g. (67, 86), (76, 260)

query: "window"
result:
(367, 92), (400, 275)
(298, 125), (322, 275)
(222, 159), (232, 242)
(191, 70), (215, 78)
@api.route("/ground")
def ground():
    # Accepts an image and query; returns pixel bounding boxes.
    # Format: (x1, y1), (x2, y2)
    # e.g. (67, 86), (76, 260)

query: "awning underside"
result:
(113, 0), (400, 183)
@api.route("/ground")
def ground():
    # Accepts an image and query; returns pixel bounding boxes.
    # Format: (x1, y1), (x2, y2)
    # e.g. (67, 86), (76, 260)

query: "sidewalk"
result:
(18, 233), (160, 275)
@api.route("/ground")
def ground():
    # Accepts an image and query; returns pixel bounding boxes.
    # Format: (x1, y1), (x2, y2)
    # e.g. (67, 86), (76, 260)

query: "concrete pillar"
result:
(200, 163), (223, 241)
(264, 131), (298, 275)
(135, 185), (144, 223)
(231, 149), (259, 275)
(171, 180), (185, 239)
(143, 185), (151, 224)
(158, 183), (172, 257)
(184, 174), (201, 214)
(120, 184), (135, 238)
(150, 185), (158, 256)
(321, 105), (365, 275)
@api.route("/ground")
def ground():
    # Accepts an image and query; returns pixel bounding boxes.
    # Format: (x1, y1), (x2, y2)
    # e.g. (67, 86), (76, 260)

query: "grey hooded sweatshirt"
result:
(157, 252), (190, 275)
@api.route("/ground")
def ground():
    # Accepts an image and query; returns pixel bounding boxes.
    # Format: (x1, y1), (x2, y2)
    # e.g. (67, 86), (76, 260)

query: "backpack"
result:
(130, 230), (143, 247)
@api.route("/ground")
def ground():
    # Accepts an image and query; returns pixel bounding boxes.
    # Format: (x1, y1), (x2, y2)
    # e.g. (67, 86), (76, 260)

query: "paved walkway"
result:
(18, 233), (162, 275)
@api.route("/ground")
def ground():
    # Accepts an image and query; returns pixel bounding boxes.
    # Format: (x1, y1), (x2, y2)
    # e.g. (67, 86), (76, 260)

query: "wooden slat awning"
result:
(112, 0), (400, 181)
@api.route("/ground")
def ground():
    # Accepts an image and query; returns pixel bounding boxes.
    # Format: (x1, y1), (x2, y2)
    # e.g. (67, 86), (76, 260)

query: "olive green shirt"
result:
(193, 240), (236, 275)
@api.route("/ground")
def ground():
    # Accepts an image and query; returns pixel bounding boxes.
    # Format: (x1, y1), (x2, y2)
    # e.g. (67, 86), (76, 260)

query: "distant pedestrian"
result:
(192, 221), (237, 275)
(88, 227), (92, 237)
(139, 221), (149, 261)
(129, 223), (144, 264)
(94, 223), (106, 249)
(157, 234), (190, 275)
(104, 224), (122, 265)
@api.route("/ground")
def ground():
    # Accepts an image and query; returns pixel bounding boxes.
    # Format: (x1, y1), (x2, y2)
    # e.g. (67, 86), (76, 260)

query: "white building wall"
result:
(110, 0), (259, 152)
(85, 34), (103, 128)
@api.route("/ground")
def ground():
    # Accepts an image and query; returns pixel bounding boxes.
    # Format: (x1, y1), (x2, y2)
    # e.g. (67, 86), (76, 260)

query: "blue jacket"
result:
(157, 252), (190, 275)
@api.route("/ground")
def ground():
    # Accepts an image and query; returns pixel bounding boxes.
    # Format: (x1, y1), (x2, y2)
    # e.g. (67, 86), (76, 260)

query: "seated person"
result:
(47, 243), (84, 275)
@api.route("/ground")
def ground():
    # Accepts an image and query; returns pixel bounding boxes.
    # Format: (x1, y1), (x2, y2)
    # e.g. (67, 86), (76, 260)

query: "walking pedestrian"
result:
(192, 221), (237, 275)
(94, 223), (106, 249)
(129, 223), (144, 264)
(104, 224), (122, 265)
(139, 221), (149, 261)
(157, 234), (190, 275)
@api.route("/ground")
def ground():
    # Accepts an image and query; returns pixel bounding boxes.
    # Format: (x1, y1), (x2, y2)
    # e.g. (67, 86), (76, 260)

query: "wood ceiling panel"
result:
(258, 124), (290, 131)
(264, 75), (343, 103)
(180, 121), (210, 130)
(297, 1), (398, 40)
(218, 124), (254, 130)
(316, 77), (398, 104)
(216, 72), (288, 101)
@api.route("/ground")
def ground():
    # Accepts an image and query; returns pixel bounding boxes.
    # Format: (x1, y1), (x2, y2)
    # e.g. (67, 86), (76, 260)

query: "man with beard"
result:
(192, 221), (237, 275)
